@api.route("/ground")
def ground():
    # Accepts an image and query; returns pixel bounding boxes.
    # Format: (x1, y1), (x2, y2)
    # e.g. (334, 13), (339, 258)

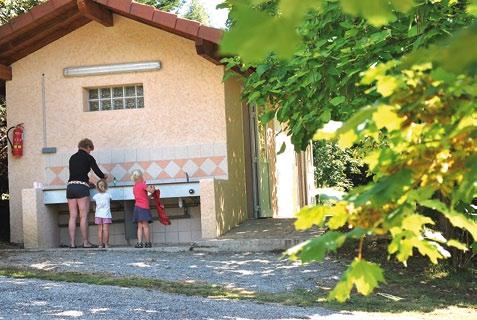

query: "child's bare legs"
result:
(142, 222), (150, 242)
(137, 222), (143, 243)
(97, 223), (103, 246)
(103, 224), (110, 247)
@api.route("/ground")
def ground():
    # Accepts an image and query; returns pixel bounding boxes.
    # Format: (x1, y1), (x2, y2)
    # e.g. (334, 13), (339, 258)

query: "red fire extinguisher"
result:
(7, 123), (24, 158)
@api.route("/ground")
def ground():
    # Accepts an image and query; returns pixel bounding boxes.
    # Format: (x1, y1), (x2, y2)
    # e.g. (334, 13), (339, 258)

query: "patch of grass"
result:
(320, 239), (477, 313)
(324, 266), (477, 313)
(0, 263), (475, 314)
(0, 266), (318, 306)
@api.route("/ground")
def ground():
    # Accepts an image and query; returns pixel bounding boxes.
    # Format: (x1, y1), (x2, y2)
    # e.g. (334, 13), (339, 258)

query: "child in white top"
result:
(93, 179), (112, 248)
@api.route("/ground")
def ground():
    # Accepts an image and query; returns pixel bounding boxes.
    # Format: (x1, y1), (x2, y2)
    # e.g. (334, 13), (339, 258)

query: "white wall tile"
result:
(178, 231), (192, 243)
(152, 222), (167, 233)
(166, 221), (179, 232)
(109, 223), (124, 236)
(162, 146), (175, 160)
(110, 235), (128, 246)
(95, 150), (112, 164)
(174, 146), (188, 159)
(187, 144), (202, 158)
(136, 148), (151, 161)
(177, 219), (191, 232)
(165, 232), (179, 243)
(190, 218), (202, 232)
(213, 143), (227, 157)
(152, 232), (166, 244)
(200, 144), (214, 157)
(49, 153), (63, 167)
(124, 149), (137, 162)
(61, 152), (71, 166)
(150, 148), (164, 161)
(111, 149), (125, 164)
(191, 230), (202, 241)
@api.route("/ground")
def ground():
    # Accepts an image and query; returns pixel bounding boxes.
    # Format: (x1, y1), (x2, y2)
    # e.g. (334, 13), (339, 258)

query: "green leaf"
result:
(402, 214), (435, 235)
(390, 0), (414, 13)
(277, 141), (287, 155)
(294, 205), (328, 230)
(327, 202), (349, 229)
(339, 0), (396, 26)
(354, 169), (413, 207)
(419, 200), (477, 240)
(279, 0), (323, 18)
(320, 109), (332, 122)
(221, 4), (301, 62)
(472, 242), (477, 253)
(468, 0), (477, 17)
(372, 104), (404, 131)
(453, 155), (477, 203)
(330, 96), (346, 106)
(329, 258), (385, 302)
(389, 232), (449, 265)
(360, 60), (399, 85)
(260, 110), (275, 123)
(447, 239), (469, 252)
(376, 75), (399, 97)
(287, 231), (347, 263)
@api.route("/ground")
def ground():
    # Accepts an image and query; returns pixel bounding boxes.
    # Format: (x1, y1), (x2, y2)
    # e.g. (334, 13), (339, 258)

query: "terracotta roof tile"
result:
(152, 10), (177, 29)
(0, 0), (224, 67)
(175, 18), (200, 37)
(129, 2), (154, 20)
(198, 26), (222, 44)
(107, 0), (133, 14)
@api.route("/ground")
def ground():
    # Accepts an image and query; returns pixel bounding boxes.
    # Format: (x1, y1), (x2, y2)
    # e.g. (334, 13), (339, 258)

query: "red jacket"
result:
(152, 190), (171, 225)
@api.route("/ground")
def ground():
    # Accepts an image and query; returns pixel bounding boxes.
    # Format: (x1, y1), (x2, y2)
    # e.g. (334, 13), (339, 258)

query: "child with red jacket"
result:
(130, 169), (155, 248)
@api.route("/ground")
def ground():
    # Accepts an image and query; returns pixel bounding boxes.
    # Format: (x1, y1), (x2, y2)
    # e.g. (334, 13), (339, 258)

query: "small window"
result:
(87, 85), (144, 111)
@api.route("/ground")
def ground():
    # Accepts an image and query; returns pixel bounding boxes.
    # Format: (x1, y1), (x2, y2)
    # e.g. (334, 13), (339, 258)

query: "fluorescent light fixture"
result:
(64, 61), (161, 77)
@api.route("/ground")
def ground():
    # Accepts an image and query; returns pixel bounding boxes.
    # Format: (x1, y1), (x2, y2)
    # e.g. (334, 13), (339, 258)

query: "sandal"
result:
(134, 242), (143, 248)
(144, 242), (152, 248)
(69, 245), (77, 249)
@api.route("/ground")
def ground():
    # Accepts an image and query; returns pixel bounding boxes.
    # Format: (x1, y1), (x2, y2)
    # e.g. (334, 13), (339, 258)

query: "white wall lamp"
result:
(63, 61), (161, 77)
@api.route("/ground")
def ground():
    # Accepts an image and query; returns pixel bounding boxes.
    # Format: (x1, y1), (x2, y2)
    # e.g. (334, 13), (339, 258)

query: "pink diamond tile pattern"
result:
(45, 157), (227, 186)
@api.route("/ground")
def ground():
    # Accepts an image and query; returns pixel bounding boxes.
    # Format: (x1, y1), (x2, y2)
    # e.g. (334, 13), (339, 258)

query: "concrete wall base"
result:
(22, 188), (59, 249)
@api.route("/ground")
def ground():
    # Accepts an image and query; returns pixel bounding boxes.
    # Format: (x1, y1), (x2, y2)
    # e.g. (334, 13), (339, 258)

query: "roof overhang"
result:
(0, 0), (224, 84)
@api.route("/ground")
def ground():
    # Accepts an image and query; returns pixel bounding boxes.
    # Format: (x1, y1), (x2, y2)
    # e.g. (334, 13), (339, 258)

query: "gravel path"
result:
(0, 276), (470, 320)
(0, 250), (346, 293)
(0, 275), (331, 320)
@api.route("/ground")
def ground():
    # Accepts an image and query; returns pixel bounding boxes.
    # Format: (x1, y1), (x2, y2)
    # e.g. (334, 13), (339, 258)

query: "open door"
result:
(249, 105), (273, 218)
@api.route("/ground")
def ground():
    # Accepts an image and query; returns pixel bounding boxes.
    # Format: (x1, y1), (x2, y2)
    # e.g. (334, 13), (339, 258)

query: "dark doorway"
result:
(0, 89), (8, 242)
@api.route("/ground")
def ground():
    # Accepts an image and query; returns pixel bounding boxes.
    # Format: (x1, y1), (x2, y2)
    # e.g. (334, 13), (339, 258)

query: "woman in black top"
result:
(66, 138), (107, 248)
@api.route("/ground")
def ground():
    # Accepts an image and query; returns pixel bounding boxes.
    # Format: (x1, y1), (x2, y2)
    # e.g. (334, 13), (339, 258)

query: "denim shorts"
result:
(133, 206), (153, 223)
(66, 184), (90, 199)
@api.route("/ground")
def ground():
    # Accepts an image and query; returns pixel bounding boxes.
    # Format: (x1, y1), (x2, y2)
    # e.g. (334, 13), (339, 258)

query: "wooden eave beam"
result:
(0, 65), (12, 81)
(77, 0), (113, 27)
(0, 14), (88, 64)
(195, 38), (221, 65)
